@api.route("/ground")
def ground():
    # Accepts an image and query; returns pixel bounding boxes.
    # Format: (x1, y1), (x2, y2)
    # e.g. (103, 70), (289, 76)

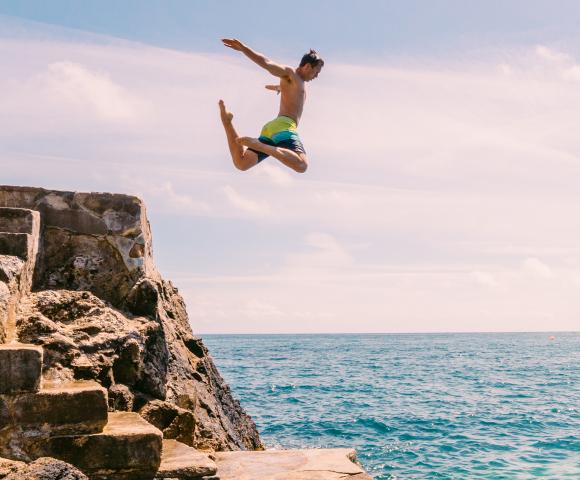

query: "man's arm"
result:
(265, 84), (281, 94)
(222, 38), (293, 79)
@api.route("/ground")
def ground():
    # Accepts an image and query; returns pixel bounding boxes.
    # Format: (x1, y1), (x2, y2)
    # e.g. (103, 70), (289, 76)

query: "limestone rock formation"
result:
(0, 185), (374, 480)
(0, 186), (262, 451)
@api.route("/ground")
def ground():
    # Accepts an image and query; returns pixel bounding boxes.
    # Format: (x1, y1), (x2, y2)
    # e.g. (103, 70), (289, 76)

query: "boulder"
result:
(0, 457), (25, 478)
(2, 457), (88, 480)
(140, 400), (196, 446)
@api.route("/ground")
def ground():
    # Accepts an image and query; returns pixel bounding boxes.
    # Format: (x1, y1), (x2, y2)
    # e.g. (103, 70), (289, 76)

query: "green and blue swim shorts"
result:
(249, 116), (306, 162)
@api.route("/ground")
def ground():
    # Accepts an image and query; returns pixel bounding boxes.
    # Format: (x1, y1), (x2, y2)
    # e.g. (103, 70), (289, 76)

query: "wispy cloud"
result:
(221, 185), (271, 217)
(522, 257), (553, 279)
(44, 61), (147, 122)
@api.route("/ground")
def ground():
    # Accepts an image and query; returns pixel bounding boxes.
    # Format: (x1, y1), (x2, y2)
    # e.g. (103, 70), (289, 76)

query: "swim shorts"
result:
(249, 116), (306, 162)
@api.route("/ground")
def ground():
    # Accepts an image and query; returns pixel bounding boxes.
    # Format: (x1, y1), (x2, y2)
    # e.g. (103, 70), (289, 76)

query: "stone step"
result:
(0, 380), (108, 436)
(214, 448), (373, 480)
(0, 232), (32, 260)
(0, 208), (39, 235)
(42, 412), (163, 480)
(0, 343), (42, 394)
(155, 439), (217, 479)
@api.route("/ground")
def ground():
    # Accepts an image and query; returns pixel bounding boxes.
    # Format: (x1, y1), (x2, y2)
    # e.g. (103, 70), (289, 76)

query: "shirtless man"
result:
(219, 39), (324, 173)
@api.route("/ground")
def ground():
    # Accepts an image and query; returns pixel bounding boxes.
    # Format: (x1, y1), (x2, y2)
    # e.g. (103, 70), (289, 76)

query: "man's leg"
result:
(219, 100), (259, 171)
(237, 137), (308, 173)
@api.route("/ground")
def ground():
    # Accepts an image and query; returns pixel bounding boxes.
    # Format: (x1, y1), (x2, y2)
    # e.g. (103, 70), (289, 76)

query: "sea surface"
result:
(203, 333), (580, 479)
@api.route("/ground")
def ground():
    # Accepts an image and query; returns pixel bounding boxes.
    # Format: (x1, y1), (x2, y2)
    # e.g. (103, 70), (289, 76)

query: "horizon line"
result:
(199, 330), (578, 336)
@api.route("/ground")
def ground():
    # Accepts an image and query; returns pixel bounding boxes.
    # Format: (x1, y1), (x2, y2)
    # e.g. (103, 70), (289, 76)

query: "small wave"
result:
(356, 417), (395, 434)
(532, 437), (580, 450)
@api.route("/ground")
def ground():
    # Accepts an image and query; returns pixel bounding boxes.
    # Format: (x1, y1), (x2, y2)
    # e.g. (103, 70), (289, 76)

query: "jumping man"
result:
(219, 39), (324, 173)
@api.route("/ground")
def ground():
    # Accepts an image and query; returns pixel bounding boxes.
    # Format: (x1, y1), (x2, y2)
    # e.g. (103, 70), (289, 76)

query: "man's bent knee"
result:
(295, 154), (308, 173)
(236, 150), (259, 171)
(236, 162), (253, 171)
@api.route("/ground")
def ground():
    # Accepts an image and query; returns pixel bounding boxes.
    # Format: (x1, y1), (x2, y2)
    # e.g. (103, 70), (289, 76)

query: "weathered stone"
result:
(0, 209), (40, 342)
(0, 209), (40, 278)
(0, 208), (38, 235)
(0, 344), (42, 394)
(0, 233), (30, 260)
(3, 457), (88, 480)
(43, 412), (162, 480)
(108, 384), (135, 411)
(0, 256), (24, 285)
(0, 381), (109, 461)
(112, 339), (142, 386)
(0, 381), (107, 434)
(0, 282), (8, 344)
(0, 457), (25, 478)
(214, 449), (372, 480)
(155, 439), (217, 479)
(0, 186), (154, 309)
(125, 278), (159, 317)
(140, 400), (196, 446)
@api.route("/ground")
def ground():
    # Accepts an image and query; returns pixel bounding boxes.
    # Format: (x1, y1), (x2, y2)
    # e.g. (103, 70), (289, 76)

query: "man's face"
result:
(301, 63), (323, 81)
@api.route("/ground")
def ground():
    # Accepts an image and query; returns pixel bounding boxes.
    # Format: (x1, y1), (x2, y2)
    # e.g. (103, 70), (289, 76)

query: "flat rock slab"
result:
(155, 439), (217, 479)
(214, 449), (373, 480)
(44, 412), (163, 480)
(0, 343), (42, 394)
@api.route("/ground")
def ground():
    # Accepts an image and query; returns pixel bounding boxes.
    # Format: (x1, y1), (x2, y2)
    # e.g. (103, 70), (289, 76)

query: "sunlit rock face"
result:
(0, 185), (263, 452)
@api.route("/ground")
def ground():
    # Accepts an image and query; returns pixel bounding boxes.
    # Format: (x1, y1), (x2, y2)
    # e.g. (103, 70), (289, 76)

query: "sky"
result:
(1, 1), (580, 333)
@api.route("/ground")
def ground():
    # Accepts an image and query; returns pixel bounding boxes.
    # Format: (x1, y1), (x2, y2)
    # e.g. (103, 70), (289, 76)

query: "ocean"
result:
(203, 333), (580, 479)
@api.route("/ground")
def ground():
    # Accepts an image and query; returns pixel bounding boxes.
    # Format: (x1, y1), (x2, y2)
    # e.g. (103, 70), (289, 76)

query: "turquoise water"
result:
(203, 333), (580, 479)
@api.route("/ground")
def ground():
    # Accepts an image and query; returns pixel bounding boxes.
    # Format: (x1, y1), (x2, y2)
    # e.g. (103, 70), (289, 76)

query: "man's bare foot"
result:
(218, 99), (233, 124)
(236, 136), (262, 149)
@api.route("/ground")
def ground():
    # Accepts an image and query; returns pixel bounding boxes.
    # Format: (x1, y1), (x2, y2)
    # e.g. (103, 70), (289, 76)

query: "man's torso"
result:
(278, 73), (305, 124)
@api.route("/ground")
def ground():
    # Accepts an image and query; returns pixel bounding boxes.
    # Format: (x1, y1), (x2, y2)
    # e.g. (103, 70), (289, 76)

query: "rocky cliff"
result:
(0, 185), (262, 452)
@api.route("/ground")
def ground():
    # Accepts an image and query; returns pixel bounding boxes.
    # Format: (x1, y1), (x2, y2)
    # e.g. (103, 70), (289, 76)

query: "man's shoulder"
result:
(282, 68), (302, 84)
(279, 66), (297, 78)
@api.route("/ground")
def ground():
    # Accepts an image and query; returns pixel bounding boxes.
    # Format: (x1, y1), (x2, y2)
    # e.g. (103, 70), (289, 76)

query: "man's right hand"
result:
(222, 38), (244, 51)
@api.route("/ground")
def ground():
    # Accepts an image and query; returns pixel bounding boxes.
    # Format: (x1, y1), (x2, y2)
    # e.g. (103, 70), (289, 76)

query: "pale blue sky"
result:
(2, 0), (580, 58)
(1, 2), (580, 333)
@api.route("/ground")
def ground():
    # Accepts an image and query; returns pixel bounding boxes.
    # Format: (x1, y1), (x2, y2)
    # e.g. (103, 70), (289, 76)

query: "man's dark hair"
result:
(300, 49), (324, 68)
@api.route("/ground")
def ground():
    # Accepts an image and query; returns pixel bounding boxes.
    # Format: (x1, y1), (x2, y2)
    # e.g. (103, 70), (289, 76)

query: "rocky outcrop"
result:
(0, 185), (373, 480)
(0, 186), (262, 451)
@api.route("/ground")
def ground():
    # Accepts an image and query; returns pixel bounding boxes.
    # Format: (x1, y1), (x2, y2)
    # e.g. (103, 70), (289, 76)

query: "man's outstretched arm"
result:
(222, 38), (293, 78)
